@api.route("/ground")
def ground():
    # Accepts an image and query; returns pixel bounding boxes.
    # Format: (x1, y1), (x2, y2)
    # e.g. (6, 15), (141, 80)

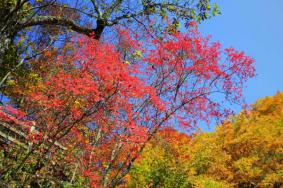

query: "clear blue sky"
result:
(193, 0), (283, 132)
(199, 0), (283, 106)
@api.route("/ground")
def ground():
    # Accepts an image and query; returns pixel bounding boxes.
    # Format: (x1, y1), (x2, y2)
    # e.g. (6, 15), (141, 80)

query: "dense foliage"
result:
(0, 0), (258, 187)
(0, 22), (255, 187)
(128, 92), (283, 188)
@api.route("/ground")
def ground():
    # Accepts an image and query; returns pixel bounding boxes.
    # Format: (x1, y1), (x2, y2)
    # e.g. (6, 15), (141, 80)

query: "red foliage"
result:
(0, 23), (255, 186)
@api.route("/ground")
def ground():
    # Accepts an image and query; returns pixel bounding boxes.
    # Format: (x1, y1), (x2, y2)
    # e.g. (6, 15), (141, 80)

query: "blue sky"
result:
(199, 0), (283, 106)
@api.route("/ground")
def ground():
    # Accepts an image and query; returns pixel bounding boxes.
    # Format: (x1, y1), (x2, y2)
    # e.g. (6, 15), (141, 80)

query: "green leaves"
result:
(133, 50), (142, 59)
(212, 4), (220, 17)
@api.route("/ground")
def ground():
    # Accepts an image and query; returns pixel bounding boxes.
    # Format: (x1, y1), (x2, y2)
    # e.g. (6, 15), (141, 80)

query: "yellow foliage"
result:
(188, 92), (283, 187)
(127, 92), (283, 187)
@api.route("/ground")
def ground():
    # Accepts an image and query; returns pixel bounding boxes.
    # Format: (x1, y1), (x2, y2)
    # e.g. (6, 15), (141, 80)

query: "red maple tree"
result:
(0, 23), (255, 187)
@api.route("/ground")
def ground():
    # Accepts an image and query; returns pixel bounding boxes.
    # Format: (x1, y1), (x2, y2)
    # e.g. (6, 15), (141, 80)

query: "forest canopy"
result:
(1, 1), (277, 187)
(128, 92), (283, 188)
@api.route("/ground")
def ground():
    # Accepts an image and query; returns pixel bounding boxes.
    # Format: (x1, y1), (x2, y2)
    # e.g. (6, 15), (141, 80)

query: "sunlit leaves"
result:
(188, 92), (283, 187)
(127, 93), (283, 187)
(0, 23), (255, 186)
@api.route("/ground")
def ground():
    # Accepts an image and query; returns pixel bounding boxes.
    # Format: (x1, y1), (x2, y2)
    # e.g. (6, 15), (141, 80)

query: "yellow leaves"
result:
(74, 99), (82, 108)
(188, 176), (232, 188)
(128, 129), (192, 187)
(233, 156), (262, 177)
(252, 92), (283, 118)
(186, 92), (283, 187)
(133, 50), (142, 59)
(160, 8), (168, 20)
(262, 170), (283, 187)
(6, 79), (15, 86)
(127, 93), (283, 187)
(28, 72), (42, 83)
(167, 5), (175, 12)
(20, 72), (44, 93)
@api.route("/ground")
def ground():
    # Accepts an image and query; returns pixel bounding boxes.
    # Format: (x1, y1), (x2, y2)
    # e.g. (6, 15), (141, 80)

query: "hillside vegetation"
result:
(127, 92), (283, 188)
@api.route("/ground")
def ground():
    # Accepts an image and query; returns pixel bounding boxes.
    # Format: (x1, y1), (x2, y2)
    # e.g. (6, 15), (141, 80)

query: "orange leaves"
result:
(186, 92), (283, 187)
(129, 93), (283, 187)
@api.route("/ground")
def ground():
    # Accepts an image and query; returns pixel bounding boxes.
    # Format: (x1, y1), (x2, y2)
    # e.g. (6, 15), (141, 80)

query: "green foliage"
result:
(127, 128), (192, 187)
(212, 4), (220, 17)
(0, 44), (19, 78)
(128, 144), (190, 187)
(188, 176), (231, 188)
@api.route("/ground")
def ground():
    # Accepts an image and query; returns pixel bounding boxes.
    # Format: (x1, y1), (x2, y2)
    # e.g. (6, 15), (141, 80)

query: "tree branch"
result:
(18, 16), (95, 36)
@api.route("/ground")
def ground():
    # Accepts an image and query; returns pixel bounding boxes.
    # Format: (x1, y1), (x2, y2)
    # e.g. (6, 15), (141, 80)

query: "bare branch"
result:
(18, 16), (94, 36)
